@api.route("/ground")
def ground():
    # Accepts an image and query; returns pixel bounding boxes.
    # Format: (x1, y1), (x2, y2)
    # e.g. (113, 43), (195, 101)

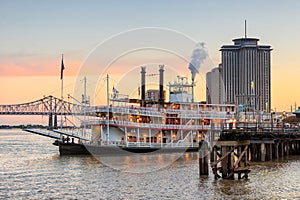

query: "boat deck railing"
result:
(92, 106), (235, 118)
(125, 141), (198, 148)
(83, 119), (225, 131)
(89, 140), (199, 148)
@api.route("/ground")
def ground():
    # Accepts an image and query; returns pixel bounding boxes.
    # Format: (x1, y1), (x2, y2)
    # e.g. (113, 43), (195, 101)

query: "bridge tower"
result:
(54, 114), (58, 129)
(48, 114), (53, 129)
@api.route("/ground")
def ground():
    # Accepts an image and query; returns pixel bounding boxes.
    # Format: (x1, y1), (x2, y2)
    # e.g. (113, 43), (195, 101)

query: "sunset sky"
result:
(1, 0), (300, 112)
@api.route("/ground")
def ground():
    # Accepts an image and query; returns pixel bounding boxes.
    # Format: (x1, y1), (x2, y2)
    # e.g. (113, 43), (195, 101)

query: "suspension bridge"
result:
(0, 95), (90, 128)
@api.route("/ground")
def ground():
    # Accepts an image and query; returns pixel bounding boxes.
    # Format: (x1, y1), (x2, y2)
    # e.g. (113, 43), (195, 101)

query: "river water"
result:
(1, 129), (300, 199)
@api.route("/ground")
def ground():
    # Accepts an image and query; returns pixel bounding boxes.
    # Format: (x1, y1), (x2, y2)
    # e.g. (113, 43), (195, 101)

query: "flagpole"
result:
(61, 75), (63, 130)
(60, 54), (64, 130)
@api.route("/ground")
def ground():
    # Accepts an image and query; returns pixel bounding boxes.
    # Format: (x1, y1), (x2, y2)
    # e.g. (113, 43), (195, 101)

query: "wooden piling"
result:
(260, 143), (266, 162)
(221, 146), (229, 178)
(275, 142), (279, 159)
(269, 143), (273, 160)
(199, 140), (209, 176)
(237, 146), (242, 179)
(281, 142), (285, 157)
(286, 141), (289, 156)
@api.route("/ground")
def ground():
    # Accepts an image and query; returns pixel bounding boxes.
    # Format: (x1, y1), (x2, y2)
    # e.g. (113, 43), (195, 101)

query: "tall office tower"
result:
(206, 64), (225, 104)
(220, 36), (272, 112)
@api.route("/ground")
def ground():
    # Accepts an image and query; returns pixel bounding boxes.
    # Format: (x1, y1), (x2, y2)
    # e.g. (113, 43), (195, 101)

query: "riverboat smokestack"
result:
(159, 65), (164, 106)
(141, 66), (146, 107)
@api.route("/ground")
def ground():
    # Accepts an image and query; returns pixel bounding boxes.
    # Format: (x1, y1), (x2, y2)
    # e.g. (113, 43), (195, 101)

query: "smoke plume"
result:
(188, 42), (208, 81)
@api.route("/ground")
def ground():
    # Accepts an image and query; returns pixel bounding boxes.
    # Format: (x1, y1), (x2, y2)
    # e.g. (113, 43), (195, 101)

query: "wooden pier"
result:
(210, 140), (250, 179)
(219, 130), (300, 162)
(199, 129), (300, 179)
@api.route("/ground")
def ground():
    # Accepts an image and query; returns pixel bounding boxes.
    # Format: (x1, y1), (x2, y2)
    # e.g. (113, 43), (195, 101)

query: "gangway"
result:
(24, 129), (61, 139)
(53, 129), (89, 141)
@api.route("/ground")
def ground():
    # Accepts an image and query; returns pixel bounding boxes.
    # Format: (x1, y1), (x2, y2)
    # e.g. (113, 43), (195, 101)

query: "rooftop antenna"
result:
(244, 20), (247, 38)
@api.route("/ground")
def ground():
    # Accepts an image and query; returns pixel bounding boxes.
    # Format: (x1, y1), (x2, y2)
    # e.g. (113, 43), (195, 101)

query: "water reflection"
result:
(199, 156), (300, 199)
(1, 130), (300, 199)
(95, 152), (185, 173)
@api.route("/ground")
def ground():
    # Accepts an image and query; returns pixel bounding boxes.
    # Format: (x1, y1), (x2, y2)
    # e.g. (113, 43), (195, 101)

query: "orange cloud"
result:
(0, 54), (81, 76)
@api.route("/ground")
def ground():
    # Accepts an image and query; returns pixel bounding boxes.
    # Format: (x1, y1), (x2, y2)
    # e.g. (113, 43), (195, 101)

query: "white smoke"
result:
(188, 42), (208, 81)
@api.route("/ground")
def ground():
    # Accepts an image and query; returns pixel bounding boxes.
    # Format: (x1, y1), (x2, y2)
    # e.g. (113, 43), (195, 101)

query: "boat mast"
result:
(106, 74), (110, 144)
(83, 76), (87, 139)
